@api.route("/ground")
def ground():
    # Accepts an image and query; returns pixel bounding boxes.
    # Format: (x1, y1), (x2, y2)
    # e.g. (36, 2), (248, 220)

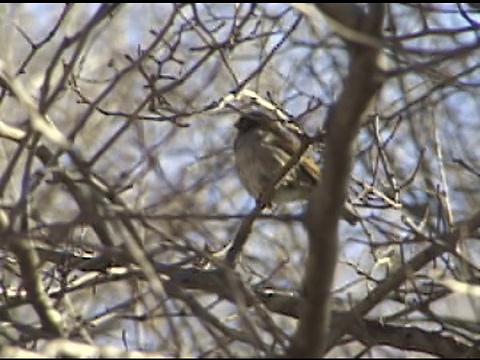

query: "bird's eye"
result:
(235, 118), (256, 131)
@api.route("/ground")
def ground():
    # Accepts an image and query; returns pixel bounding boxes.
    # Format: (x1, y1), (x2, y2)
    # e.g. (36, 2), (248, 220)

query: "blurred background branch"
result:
(0, 3), (479, 358)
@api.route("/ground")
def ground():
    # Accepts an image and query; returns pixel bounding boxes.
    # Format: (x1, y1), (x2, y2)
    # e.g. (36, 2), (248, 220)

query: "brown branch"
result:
(7, 236), (64, 337)
(2, 234), (479, 357)
(327, 209), (480, 350)
(288, 4), (386, 357)
(1, 339), (170, 358)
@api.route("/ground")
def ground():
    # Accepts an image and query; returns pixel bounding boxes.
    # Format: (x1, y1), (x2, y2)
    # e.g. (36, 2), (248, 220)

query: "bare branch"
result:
(288, 4), (386, 357)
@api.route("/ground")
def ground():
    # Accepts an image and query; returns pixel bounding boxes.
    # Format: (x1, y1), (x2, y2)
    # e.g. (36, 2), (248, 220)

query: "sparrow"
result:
(233, 110), (359, 225)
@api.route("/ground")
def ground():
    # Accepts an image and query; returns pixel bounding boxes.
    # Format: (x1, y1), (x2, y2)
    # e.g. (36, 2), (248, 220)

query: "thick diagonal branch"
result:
(288, 4), (385, 357)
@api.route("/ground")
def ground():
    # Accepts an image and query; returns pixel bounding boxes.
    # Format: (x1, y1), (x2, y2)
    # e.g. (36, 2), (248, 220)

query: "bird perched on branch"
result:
(233, 110), (359, 225)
